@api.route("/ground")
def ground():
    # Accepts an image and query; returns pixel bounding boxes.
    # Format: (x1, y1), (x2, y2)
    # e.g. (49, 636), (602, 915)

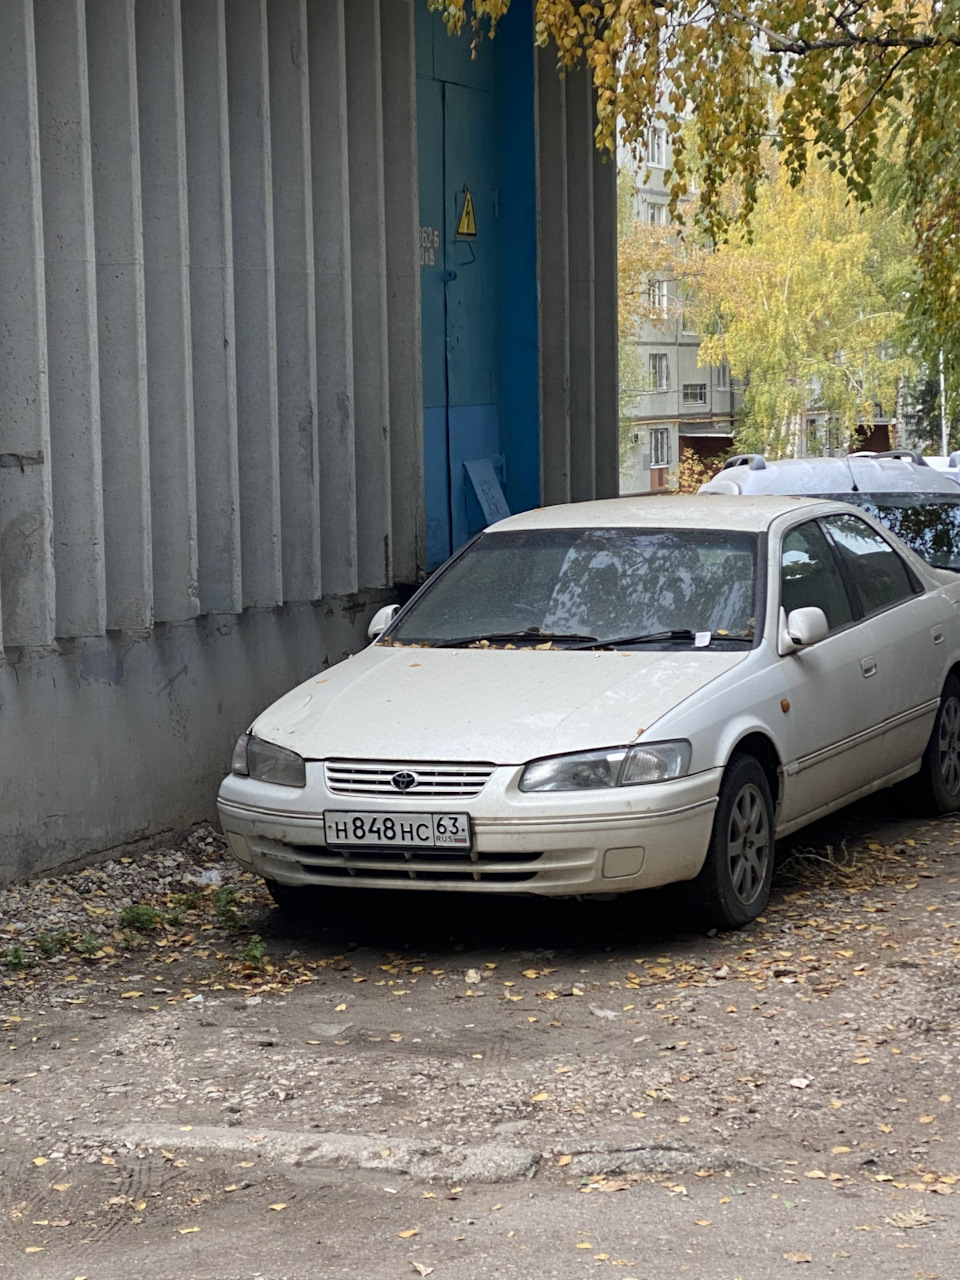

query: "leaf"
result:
(411, 1266), (434, 1277)
(53, 1182), (71, 1192)
(178, 1226), (200, 1234)
(24, 1246), (44, 1253)
(268, 1203), (287, 1211)
(694, 1219), (711, 1226)
(464, 969), (481, 984)
(530, 1091), (549, 1102)
(32, 1157), (48, 1166)
(853, 1056), (871, 1065)
(119, 991), (143, 999)
(783, 1252), (812, 1263)
(398, 1227), (420, 1238)
(919, 1115), (935, 1124)
(804, 1170), (827, 1179)
(557, 1154), (573, 1166)
(789, 1078), (810, 1089)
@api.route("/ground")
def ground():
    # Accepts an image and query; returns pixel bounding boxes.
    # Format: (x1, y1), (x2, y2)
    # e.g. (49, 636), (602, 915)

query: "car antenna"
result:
(843, 454), (860, 492)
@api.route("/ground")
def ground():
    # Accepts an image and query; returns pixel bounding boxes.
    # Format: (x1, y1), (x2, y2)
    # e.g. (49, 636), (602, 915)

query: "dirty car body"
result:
(218, 495), (960, 928)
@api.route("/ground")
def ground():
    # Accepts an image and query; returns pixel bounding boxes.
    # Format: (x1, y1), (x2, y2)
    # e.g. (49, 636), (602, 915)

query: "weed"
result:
(3, 944), (32, 970)
(214, 886), (242, 931)
(119, 904), (161, 933)
(78, 931), (103, 956)
(35, 930), (70, 958)
(240, 934), (267, 969)
(174, 889), (201, 912)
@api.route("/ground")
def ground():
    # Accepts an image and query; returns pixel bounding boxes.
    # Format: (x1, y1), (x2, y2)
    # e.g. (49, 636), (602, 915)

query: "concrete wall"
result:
(0, 0), (423, 882)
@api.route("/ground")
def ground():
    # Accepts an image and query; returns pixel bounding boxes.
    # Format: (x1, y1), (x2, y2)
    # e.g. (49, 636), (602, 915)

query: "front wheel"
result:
(913, 675), (960, 814)
(684, 753), (775, 930)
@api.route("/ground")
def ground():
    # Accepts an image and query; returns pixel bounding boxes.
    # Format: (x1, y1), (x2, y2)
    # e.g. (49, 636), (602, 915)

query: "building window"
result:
(647, 278), (667, 310)
(682, 383), (707, 405)
(647, 201), (666, 226)
(647, 126), (665, 168)
(649, 353), (669, 390)
(716, 362), (729, 389)
(650, 426), (670, 468)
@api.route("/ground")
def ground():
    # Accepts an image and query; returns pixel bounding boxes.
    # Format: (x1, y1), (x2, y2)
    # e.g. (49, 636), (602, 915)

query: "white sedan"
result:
(218, 495), (960, 929)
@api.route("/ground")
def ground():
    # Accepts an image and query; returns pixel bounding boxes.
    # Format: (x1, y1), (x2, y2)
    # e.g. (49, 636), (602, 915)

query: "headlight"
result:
(519, 741), (691, 792)
(233, 733), (307, 788)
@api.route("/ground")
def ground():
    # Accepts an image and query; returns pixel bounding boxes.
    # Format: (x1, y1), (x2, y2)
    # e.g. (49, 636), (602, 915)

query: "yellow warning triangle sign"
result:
(456, 186), (477, 238)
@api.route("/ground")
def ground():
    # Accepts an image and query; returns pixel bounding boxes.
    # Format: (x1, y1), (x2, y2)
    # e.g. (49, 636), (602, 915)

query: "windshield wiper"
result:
(431, 629), (598, 648)
(571, 629), (754, 651)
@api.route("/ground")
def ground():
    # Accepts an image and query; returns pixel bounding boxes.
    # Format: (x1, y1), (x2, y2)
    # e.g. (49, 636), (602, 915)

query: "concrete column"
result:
(380, 0), (424, 585)
(536, 50), (571, 505)
(86, 0), (153, 629)
(565, 67), (597, 502)
(181, 0), (242, 614)
(592, 138), (619, 499)
(225, 0), (282, 608)
(34, 0), (106, 638)
(136, 0), (200, 622)
(344, 0), (392, 589)
(269, 0), (321, 604)
(0, 0), (56, 647)
(307, 0), (357, 597)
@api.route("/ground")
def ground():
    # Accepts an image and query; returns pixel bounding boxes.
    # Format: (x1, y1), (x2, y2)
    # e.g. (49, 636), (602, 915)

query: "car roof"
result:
(488, 493), (831, 534)
(699, 452), (960, 496)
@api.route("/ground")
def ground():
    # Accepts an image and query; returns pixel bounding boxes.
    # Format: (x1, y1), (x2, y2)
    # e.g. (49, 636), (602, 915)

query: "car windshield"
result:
(819, 492), (960, 571)
(388, 527), (760, 648)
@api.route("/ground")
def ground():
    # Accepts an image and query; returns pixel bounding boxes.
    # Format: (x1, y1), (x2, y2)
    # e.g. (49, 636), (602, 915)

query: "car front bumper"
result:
(217, 764), (723, 897)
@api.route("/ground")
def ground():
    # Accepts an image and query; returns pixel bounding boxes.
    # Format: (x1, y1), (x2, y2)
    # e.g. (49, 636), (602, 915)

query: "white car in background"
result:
(219, 495), (960, 930)
(700, 450), (960, 571)
(923, 453), (960, 484)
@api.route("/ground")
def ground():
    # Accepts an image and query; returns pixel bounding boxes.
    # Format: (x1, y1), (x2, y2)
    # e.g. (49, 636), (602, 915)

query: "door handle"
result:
(933, 625), (945, 645)
(861, 657), (877, 678)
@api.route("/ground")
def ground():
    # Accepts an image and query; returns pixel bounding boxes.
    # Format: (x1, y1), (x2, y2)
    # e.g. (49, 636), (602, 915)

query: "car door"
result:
(820, 512), (945, 776)
(776, 518), (886, 826)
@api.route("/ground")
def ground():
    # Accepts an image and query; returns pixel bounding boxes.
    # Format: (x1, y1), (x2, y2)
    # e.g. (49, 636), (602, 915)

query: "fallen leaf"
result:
(268, 1203), (287, 1211)
(919, 1115), (936, 1124)
(464, 969), (481, 984)
(832, 1146), (851, 1154)
(694, 1219), (711, 1226)
(853, 1056), (871, 1065)
(334, 1003), (347, 1012)
(178, 1226), (200, 1234)
(783, 1252), (812, 1263)
(398, 1227), (420, 1239)
(557, 1154), (573, 1166)
(530, 1091), (549, 1102)
(804, 1170), (827, 1179)
(410, 1266), (434, 1278)
(32, 1157), (48, 1166)
(789, 1078), (810, 1090)
(53, 1183), (71, 1192)
(24, 1246), (45, 1253)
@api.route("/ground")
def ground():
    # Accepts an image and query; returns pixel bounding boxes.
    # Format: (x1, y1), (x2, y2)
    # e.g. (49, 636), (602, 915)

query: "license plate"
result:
(323, 810), (472, 850)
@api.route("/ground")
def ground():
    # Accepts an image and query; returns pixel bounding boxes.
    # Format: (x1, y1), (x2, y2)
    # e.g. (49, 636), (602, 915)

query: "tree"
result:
(432, 0), (960, 384)
(691, 152), (915, 453)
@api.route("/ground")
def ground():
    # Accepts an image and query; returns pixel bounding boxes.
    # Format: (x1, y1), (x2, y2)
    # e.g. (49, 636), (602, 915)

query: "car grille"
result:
(287, 843), (540, 884)
(324, 759), (495, 799)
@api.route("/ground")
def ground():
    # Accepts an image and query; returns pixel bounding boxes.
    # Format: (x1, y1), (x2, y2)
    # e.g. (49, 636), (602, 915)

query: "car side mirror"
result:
(367, 603), (400, 642)
(780, 605), (829, 654)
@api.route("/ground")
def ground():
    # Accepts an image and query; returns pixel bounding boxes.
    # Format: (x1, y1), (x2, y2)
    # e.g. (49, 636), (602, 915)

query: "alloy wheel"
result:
(938, 696), (960, 797)
(726, 782), (770, 906)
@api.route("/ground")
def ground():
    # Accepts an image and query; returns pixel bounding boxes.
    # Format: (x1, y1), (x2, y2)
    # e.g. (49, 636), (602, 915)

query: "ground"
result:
(1, 795), (960, 1280)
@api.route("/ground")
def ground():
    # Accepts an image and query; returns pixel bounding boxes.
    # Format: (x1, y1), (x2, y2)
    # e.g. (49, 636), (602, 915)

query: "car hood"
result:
(250, 644), (749, 763)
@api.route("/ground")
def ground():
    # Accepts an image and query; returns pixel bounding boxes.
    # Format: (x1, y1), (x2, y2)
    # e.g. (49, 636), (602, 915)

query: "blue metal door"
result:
(417, 4), (539, 571)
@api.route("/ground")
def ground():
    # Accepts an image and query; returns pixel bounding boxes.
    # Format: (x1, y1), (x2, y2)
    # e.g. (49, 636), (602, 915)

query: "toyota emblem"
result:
(391, 771), (417, 792)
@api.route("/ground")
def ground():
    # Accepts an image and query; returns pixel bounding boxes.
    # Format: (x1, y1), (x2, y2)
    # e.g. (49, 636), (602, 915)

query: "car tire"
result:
(913, 675), (960, 814)
(686, 753), (775, 930)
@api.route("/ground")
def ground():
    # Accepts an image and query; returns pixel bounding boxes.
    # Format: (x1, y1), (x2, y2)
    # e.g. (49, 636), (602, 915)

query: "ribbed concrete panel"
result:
(34, 0), (106, 639)
(307, 0), (357, 597)
(536, 50), (571, 506)
(592, 139), (619, 499)
(86, 0), (153, 630)
(136, 0), (200, 623)
(226, 0), (282, 609)
(269, 0), (321, 604)
(182, 0), (241, 615)
(344, 0), (392, 589)
(565, 67), (596, 503)
(380, 0), (424, 585)
(0, 0), (55, 648)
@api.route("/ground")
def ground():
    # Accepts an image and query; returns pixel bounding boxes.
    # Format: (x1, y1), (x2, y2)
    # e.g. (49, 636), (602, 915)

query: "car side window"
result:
(821, 513), (916, 616)
(780, 521), (855, 631)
